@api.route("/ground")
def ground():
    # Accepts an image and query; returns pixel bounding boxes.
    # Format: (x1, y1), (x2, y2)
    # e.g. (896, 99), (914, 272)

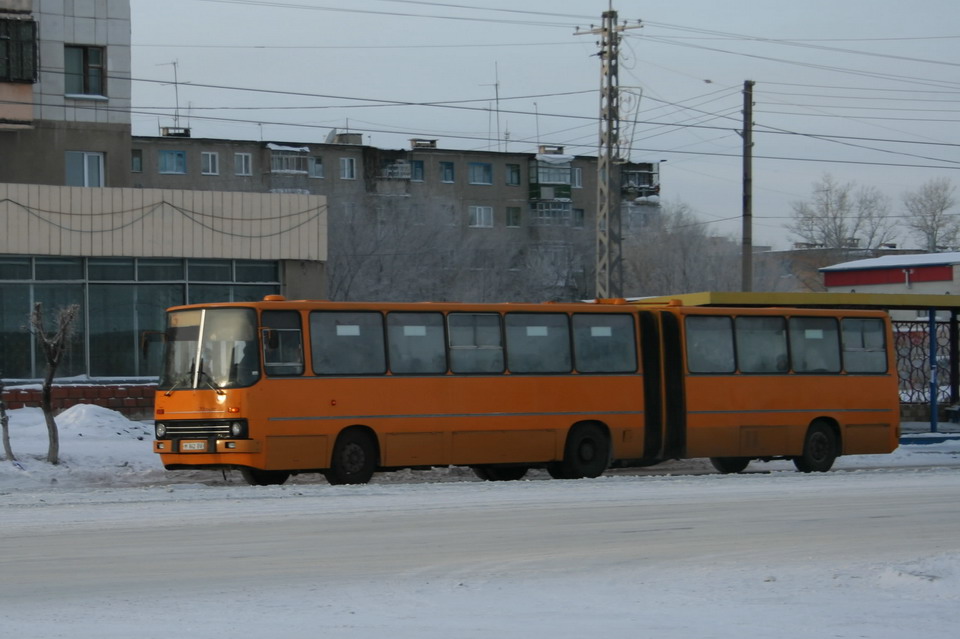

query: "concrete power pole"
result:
(577, 10), (642, 299)
(741, 80), (755, 292)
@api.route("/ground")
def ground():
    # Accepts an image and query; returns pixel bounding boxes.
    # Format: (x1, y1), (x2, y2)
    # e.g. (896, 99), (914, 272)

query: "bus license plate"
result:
(181, 441), (207, 452)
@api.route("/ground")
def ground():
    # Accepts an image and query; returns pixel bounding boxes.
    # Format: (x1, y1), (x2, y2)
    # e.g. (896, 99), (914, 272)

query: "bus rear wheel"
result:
(710, 457), (751, 474)
(552, 423), (610, 479)
(472, 465), (528, 481)
(325, 429), (378, 485)
(794, 422), (838, 473)
(240, 468), (290, 486)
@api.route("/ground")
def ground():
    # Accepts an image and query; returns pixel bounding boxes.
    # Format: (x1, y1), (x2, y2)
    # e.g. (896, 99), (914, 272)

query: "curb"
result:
(900, 433), (960, 445)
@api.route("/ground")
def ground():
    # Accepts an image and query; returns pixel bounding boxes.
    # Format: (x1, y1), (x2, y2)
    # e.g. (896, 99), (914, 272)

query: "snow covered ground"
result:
(2, 404), (960, 638)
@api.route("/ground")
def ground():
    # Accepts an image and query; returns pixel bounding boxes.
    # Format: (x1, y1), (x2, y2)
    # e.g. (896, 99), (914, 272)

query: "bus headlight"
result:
(230, 421), (245, 438)
(155, 423), (167, 438)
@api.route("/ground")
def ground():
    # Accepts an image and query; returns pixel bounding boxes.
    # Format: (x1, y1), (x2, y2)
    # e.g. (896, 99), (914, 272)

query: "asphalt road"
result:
(3, 469), (959, 604)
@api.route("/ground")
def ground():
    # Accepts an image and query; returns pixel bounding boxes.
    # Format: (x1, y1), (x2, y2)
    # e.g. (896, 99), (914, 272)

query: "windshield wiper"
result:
(163, 374), (189, 397)
(197, 369), (226, 396)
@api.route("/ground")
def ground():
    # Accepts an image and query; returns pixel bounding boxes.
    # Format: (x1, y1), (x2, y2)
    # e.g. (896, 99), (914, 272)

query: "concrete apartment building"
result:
(131, 132), (660, 302)
(1, 0), (660, 389)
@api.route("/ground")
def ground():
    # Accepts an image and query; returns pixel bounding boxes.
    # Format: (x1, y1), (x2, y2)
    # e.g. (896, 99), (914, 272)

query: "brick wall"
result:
(1, 385), (156, 420)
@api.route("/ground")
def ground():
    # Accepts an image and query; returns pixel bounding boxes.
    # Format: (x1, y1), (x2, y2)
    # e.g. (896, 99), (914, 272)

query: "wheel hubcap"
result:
(580, 440), (596, 462)
(343, 443), (364, 473)
(810, 433), (829, 461)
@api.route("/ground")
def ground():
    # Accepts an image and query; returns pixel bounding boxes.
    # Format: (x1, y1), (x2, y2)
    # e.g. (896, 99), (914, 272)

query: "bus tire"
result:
(556, 423), (610, 479)
(793, 422), (838, 473)
(240, 468), (290, 486)
(710, 457), (750, 474)
(472, 465), (528, 481)
(325, 428), (378, 485)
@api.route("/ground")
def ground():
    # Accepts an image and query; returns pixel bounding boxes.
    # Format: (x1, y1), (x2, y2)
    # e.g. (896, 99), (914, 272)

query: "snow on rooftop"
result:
(821, 252), (960, 272)
(266, 142), (310, 152)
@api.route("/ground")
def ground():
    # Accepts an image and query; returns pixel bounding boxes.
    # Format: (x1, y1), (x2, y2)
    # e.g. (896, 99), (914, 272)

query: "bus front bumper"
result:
(153, 439), (262, 454)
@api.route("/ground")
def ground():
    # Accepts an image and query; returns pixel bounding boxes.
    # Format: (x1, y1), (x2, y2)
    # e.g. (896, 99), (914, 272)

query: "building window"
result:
(506, 206), (522, 228)
(0, 257), (281, 378)
(573, 208), (585, 228)
(64, 45), (105, 96)
(0, 19), (38, 83)
(271, 151), (307, 173)
(234, 153), (252, 176)
(440, 161), (455, 183)
(65, 151), (104, 187)
(131, 149), (143, 173)
(340, 157), (356, 180)
(468, 162), (493, 185)
(535, 164), (571, 185)
(572, 167), (583, 189)
(411, 160), (425, 182)
(308, 156), (324, 178)
(158, 150), (187, 175)
(201, 152), (219, 175)
(469, 205), (494, 228)
(506, 163), (521, 186)
(531, 201), (573, 226)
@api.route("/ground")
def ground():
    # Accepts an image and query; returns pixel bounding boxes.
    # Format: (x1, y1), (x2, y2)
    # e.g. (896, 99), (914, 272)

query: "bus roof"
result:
(628, 291), (960, 311)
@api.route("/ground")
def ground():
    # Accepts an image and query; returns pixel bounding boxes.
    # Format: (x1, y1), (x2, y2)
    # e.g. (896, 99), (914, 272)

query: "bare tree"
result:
(788, 174), (898, 250)
(624, 199), (740, 296)
(327, 200), (464, 302)
(28, 303), (80, 465)
(0, 376), (14, 462)
(903, 177), (958, 251)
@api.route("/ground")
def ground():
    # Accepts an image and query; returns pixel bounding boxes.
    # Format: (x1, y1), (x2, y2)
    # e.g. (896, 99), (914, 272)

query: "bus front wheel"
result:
(325, 429), (378, 485)
(710, 457), (750, 474)
(240, 468), (290, 486)
(794, 422), (838, 473)
(552, 423), (611, 479)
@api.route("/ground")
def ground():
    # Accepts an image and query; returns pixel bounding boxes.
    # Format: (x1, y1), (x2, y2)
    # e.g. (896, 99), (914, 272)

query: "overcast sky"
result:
(129, 0), (960, 249)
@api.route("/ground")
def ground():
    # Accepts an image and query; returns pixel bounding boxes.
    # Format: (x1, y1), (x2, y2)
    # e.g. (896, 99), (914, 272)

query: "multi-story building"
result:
(130, 133), (661, 302)
(1, 0), (132, 186)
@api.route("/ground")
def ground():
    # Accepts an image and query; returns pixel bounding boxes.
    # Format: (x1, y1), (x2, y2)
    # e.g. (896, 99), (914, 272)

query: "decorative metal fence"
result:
(893, 320), (953, 404)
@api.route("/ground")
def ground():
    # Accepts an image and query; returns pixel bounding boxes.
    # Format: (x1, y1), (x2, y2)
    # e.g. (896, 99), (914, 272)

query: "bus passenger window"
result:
(789, 317), (841, 373)
(310, 311), (386, 375)
(572, 313), (637, 373)
(261, 310), (304, 376)
(448, 313), (504, 374)
(842, 318), (888, 373)
(387, 312), (446, 374)
(686, 316), (735, 373)
(735, 316), (788, 373)
(505, 313), (571, 373)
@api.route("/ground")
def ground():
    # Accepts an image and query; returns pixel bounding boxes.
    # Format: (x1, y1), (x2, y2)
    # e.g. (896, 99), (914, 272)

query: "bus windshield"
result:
(158, 308), (259, 391)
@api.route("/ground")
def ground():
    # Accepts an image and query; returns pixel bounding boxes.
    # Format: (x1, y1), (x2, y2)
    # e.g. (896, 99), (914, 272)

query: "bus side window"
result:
(505, 313), (571, 373)
(448, 313), (504, 374)
(310, 311), (386, 375)
(387, 312), (446, 374)
(686, 316), (735, 373)
(261, 310), (304, 376)
(735, 316), (788, 373)
(789, 317), (841, 373)
(842, 317), (888, 373)
(572, 313), (637, 373)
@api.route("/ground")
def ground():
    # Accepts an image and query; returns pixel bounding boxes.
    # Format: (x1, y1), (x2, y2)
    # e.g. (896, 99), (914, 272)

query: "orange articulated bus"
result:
(152, 295), (900, 485)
